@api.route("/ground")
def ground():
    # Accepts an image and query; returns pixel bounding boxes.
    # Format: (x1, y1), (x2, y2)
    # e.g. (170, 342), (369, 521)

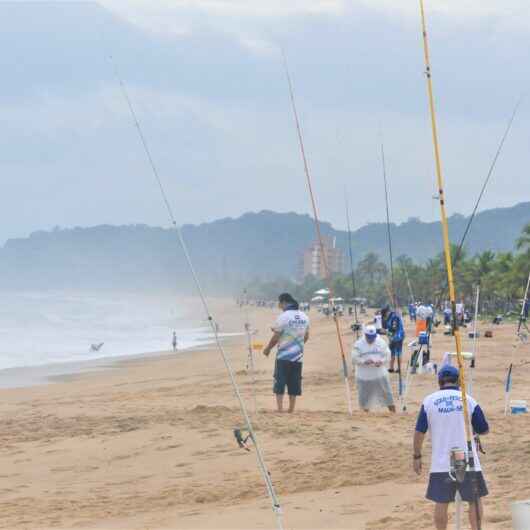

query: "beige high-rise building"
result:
(300, 236), (344, 279)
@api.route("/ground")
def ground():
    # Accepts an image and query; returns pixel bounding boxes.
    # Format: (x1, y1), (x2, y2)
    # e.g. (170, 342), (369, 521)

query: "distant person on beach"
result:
(351, 324), (395, 413)
(263, 293), (309, 413)
(408, 302), (417, 322)
(413, 365), (489, 530)
(381, 306), (405, 375)
(172, 332), (178, 352)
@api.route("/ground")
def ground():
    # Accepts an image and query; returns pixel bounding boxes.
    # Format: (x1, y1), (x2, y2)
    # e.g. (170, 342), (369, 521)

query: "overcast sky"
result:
(1, 0), (529, 244)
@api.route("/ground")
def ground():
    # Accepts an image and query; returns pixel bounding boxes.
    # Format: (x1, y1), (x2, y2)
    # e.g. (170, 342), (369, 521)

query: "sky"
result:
(1, 0), (529, 244)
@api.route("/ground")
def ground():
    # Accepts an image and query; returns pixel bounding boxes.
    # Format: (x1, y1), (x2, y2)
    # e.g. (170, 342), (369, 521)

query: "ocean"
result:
(0, 291), (218, 376)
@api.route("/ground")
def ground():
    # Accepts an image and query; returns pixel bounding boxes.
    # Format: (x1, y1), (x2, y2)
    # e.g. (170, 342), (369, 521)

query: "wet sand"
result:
(0, 299), (527, 529)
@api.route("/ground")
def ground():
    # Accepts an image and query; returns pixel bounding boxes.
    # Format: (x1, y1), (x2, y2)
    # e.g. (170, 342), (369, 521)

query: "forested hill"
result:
(1, 202), (529, 292)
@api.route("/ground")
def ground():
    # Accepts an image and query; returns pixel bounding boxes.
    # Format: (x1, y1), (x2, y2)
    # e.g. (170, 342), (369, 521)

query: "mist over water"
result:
(0, 291), (215, 371)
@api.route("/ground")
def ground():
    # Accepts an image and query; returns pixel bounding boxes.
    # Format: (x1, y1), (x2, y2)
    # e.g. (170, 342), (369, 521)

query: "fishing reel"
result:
(351, 323), (362, 333)
(449, 447), (467, 484)
(233, 428), (252, 452)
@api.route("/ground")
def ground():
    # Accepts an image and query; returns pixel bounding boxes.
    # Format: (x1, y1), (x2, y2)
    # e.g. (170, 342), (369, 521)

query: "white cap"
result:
(364, 324), (377, 337)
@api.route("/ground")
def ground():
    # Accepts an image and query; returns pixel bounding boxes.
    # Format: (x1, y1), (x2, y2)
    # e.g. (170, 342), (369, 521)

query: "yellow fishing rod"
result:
(418, 1), (482, 528)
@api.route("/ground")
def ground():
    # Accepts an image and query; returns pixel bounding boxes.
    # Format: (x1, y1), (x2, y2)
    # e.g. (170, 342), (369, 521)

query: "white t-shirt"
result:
(351, 336), (391, 381)
(416, 304), (432, 320)
(272, 309), (309, 363)
(416, 387), (489, 473)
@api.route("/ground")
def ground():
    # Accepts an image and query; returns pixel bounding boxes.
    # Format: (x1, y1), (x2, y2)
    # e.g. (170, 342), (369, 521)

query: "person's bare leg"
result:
(288, 395), (296, 413)
(397, 356), (402, 377)
(468, 499), (483, 530)
(275, 394), (284, 412)
(434, 503), (449, 530)
(389, 355), (395, 371)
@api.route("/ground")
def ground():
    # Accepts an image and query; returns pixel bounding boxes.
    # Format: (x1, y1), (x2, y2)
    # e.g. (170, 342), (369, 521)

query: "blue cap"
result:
(438, 365), (459, 381)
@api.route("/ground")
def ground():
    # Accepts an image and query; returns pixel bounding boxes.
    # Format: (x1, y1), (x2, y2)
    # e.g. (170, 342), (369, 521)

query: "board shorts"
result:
(273, 359), (302, 396)
(390, 341), (403, 358)
(426, 472), (489, 503)
(356, 376), (394, 409)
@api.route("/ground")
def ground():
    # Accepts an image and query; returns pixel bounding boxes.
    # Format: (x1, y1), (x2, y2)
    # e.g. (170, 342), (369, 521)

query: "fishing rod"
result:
(469, 285), (480, 395)
(380, 139), (403, 400)
(404, 266), (415, 304)
(106, 50), (285, 530)
(282, 49), (353, 416)
(345, 192), (361, 338)
(505, 271), (530, 415)
(517, 271), (530, 340)
(418, 2), (482, 528)
(241, 289), (258, 415)
(380, 140), (397, 309)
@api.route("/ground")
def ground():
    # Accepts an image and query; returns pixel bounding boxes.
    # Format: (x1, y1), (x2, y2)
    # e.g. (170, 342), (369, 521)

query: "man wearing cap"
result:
(351, 325), (395, 413)
(263, 293), (310, 413)
(413, 365), (489, 530)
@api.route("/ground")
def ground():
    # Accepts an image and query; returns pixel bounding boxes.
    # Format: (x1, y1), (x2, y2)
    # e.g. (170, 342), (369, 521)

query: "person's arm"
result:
(263, 331), (281, 357)
(413, 404), (428, 475)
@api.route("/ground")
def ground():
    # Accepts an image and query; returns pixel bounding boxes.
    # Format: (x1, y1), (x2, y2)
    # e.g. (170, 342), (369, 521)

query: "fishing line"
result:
(345, 191), (361, 339)
(435, 95), (524, 308)
(281, 48), (353, 416)
(418, 2), (482, 528)
(104, 49), (285, 530)
(380, 140), (397, 308)
(454, 95), (524, 264)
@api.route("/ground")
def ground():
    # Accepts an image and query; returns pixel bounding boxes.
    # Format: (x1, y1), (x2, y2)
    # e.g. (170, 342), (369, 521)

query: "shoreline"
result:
(0, 331), (245, 390)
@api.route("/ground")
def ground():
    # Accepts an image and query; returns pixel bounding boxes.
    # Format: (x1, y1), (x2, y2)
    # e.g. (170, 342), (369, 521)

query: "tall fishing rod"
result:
(380, 140), (403, 400)
(469, 285), (480, 395)
(418, 2), (482, 528)
(345, 192), (361, 338)
(106, 51), (285, 530)
(517, 271), (530, 339)
(404, 266), (415, 304)
(282, 49), (353, 416)
(504, 272), (530, 416)
(380, 141), (397, 309)
(241, 289), (258, 415)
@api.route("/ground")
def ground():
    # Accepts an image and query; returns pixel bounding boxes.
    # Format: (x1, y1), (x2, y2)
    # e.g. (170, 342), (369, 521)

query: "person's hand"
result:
(413, 457), (422, 475)
(263, 346), (271, 357)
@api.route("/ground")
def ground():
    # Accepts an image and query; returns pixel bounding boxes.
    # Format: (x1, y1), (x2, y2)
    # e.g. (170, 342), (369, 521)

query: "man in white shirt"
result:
(413, 365), (489, 530)
(351, 325), (395, 412)
(263, 293), (310, 413)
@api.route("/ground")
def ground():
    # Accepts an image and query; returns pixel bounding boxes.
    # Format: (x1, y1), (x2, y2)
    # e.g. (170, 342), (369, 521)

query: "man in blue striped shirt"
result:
(263, 293), (310, 413)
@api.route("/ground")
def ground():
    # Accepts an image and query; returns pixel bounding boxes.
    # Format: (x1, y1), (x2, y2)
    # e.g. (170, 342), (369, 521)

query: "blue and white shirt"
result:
(416, 386), (489, 473)
(273, 309), (309, 363)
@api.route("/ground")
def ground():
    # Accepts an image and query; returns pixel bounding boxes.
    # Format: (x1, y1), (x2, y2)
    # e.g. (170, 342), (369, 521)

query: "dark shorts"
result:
(273, 359), (302, 396)
(390, 341), (403, 357)
(426, 472), (489, 503)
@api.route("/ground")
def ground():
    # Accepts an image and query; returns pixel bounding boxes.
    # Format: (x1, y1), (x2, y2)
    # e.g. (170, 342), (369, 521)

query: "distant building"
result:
(300, 236), (344, 280)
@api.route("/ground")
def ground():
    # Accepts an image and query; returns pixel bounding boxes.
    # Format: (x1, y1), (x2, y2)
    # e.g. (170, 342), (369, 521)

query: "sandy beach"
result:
(0, 299), (528, 530)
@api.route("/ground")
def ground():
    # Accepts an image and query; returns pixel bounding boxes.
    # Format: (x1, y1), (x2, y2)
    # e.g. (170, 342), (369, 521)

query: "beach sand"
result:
(0, 299), (528, 529)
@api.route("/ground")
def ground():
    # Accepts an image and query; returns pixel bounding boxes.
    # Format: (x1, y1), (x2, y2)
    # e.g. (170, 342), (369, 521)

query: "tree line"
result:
(246, 223), (530, 316)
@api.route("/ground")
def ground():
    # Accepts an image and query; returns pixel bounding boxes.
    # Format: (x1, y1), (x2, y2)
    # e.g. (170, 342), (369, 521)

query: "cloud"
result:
(0, 1), (529, 246)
